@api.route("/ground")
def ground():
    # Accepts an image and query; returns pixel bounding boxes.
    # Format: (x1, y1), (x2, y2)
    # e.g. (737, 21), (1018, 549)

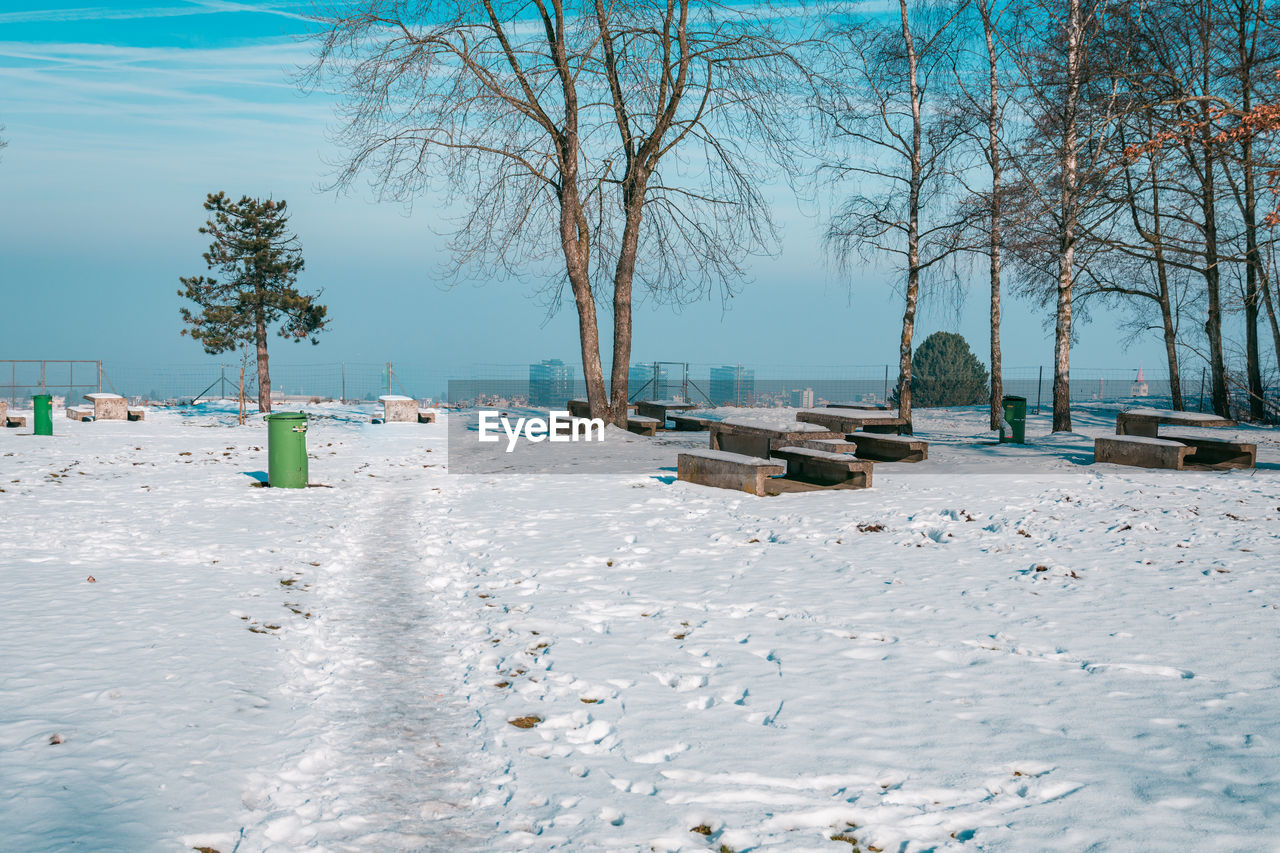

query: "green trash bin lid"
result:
(263, 411), (307, 421)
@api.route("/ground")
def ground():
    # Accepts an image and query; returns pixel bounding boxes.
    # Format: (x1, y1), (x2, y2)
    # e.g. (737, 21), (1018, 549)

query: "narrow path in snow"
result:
(242, 454), (492, 850)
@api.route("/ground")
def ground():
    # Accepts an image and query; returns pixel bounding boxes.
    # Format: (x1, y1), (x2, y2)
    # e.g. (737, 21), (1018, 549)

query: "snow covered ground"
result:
(2, 402), (1279, 852)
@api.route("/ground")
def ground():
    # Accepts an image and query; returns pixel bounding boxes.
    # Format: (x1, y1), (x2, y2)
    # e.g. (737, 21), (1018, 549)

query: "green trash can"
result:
(1000, 395), (1027, 444)
(33, 394), (53, 436)
(264, 411), (309, 488)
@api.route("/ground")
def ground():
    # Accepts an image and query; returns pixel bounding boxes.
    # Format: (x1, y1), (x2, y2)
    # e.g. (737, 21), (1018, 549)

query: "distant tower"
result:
(789, 388), (814, 408)
(1129, 366), (1149, 398)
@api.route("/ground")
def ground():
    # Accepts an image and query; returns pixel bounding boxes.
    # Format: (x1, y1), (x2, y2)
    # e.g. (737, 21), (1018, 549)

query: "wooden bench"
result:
(1094, 436), (1194, 470)
(771, 446), (872, 489)
(626, 415), (661, 436)
(851, 433), (928, 463)
(798, 408), (908, 435)
(635, 399), (697, 427)
(825, 402), (890, 410)
(669, 414), (715, 431)
(678, 449), (785, 496)
(66, 406), (94, 421)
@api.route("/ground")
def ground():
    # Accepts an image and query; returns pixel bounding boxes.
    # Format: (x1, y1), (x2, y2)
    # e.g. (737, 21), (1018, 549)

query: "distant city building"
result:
(710, 365), (754, 406)
(789, 388), (814, 409)
(528, 359), (574, 407)
(628, 363), (670, 400)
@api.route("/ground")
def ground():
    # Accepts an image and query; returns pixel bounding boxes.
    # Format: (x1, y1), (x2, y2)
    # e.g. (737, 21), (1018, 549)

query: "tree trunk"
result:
(897, 0), (922, 436)
(606, 175), (648, 427)
(1148, 157), (1182, 410)
(255, 310), (271, 414)
(980, 0), (1002, 431)
(1260, 261), (1280, 379)
(1238, 5), (1263, 420)
(562, 186), (609, 423)
(1157, 268), (1182, 411)
(1052, 0), (1082, 433)
(1201, 140), (1230, 418)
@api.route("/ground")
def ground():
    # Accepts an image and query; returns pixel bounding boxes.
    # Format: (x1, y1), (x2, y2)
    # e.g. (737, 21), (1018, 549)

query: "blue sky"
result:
(0, 0), (1171, 381)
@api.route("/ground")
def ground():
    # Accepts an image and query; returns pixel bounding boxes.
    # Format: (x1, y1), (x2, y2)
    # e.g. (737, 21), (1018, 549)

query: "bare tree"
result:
(949, 0), (1014, 430)
(1220, 0), (1280, 418)
(817, 0), (969, 433)
(305, 0), (806, 425)
(1003, 0), (1130, 432)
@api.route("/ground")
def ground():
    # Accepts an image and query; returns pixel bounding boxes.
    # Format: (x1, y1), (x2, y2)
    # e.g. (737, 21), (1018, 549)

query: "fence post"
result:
(69, 361), (74, 404)
(1035, 365), (1043, 415)
(387, 362), (392, 397)
(341, 362), (346, 403)
(39, 360), (46, 395)
(1198, 367), (1205, 413)
(883, 364), (889, 403)
(96, 361), (102, 394)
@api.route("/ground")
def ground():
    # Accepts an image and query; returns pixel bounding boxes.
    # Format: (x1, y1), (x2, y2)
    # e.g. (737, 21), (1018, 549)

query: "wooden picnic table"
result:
(1116, 407), (1235, 437)
(796, 408), (908, 435)
(708, 419), (843, 459)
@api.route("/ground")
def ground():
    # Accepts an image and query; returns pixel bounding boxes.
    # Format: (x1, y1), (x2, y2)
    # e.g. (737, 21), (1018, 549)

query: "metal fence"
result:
(1, 360), (102, 407)
(6, 358), (1241, 413)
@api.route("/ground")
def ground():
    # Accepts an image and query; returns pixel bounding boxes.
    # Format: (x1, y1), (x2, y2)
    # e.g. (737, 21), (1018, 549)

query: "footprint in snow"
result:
(1082, 662), (1194, 679)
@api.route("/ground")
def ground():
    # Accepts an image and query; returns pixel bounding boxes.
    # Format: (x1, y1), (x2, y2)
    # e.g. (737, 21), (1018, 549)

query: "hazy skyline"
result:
(0, 0), (1175, 378)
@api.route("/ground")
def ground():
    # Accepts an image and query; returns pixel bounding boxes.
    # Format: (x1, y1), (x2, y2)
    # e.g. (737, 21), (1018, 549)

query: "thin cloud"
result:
(0, 0), (310, 25)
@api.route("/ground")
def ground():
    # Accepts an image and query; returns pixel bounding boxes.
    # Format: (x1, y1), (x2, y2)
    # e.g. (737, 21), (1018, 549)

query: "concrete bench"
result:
(825, 402), (890, 410)
(1162, 435), (1256, 469)
(127, 408), (146, 422)
(1094, 435), (1193, 469)
(795, 437), (859, 453)
(66, 407), (94, 421)
(0, 402), (25, 428)
(84, 392), (127, 420)
(709, 420), (843, 459)
(375, 395), (434, 424)
(635, 399), (697, 427)
(668, 414), (714, 431)
(852, 433), (928, 463)
(772, 446), (873, 489)
(678, 449), (785, 496)
(798, 409), (908, 435)
(626, 415), (662, 436)
(568, 399), (637, 420)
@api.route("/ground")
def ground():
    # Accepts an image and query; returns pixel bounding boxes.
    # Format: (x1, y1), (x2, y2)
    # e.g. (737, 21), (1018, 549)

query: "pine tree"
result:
(179, 193), (328, 413)
(907, 331), (990, 408)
